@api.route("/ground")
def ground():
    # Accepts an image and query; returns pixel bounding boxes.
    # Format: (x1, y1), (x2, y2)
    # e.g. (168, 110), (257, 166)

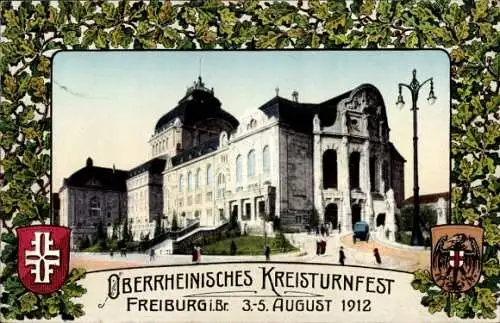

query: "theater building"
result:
(59, 76), (405, 247)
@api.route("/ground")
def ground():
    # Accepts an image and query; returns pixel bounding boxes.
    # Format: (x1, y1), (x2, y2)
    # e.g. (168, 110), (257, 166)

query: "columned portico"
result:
(313, 116), (324, 221)
(340, 136), (352, 232)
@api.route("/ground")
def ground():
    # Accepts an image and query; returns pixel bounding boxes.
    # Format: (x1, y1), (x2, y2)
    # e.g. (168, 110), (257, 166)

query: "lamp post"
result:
(396, 69), (436, 246)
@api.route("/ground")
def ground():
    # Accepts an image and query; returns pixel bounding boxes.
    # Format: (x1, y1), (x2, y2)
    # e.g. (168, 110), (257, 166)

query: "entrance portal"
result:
(376, 213), (386, 227)
(351, 204), (361, 229)
(324, 204), (338, 229)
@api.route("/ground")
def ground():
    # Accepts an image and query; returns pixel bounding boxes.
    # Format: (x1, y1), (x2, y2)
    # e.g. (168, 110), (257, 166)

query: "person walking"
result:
(316, 236), (321, 256)
(196, 246), (202, 264)
(264, 244), (271, 261)
(230, 240), (237, 255)
(149, 249), (155, 262)
(191, 245), (198, 263)
(373, 248), (382, 265)
(339, 247), (346, 266)
(321, 236), (327, 255)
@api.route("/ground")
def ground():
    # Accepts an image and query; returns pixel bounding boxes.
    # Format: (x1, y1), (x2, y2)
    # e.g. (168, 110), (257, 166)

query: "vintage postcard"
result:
(1, 1), (498, 323)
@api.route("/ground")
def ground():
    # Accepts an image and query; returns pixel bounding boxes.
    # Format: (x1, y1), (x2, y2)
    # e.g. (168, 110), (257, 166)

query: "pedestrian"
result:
(316, 226), (320, 235)
(265, 244), (271, 261)
(191, 245), (198, 263)
(149, 249), (155, 262)
(352, 233), (356, 244)
(316, 237), (321, 256)
(320, 225), (326, 236)
(338, 222), (341, 233)
(373, 248), (382, 264)
(197, 246), (202, 264)
(339, 247), (346, 265)
(321, 237), (327, 255)
(230, 240), (237, 255)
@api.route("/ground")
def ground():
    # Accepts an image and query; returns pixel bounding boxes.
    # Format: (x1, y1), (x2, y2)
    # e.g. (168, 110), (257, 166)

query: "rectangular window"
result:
(245, 203), (251, 220)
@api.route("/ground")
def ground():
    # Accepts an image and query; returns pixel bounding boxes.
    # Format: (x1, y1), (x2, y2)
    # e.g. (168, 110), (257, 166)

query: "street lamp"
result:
(396, 69), (436, 246)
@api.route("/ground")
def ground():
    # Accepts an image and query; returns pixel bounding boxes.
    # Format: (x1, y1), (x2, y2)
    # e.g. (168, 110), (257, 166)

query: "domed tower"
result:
(149, 76), (239, 159)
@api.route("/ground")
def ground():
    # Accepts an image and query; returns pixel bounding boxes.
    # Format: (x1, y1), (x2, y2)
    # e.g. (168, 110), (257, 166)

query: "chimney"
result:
(292, 90), (299, 102)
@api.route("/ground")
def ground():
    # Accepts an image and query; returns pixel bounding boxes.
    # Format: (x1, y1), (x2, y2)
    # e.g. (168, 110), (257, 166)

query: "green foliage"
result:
(229, 209), (239, 231)
(171, 212), (179, 231)
(201, 234), (297, 256)
(78, 236), (90, 250)
(1, 0), (498, 320)
(398, 205), (437, 231)
(309, 208), (320, 229)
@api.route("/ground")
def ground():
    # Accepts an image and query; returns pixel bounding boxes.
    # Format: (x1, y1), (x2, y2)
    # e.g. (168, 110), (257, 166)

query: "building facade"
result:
(59, 77), (406, 248)
(59, 158), (128, 249)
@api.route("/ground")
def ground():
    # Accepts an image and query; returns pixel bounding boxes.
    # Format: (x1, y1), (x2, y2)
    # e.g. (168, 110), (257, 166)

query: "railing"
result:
(140, 220), (200, 251)
(174, 222), (229, 253)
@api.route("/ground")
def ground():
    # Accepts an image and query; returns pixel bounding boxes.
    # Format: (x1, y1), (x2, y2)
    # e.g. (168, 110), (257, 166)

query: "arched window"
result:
(206, 165), (212, 186)
(382, 160), (390, 192)
(89, 197), (101, 217)
(187, 172), (193, 191)
(323, 150), (337, 189)
(179, 174), (184, 192)
(217, 174), (225, 198)
(247, 150), (255, 178)
(218, 174), (225, 186)
(236, 155), (242, 184)
(349, 152), (361, 189)
(263, 145), (270, 174)
(195, 168), (201, 189)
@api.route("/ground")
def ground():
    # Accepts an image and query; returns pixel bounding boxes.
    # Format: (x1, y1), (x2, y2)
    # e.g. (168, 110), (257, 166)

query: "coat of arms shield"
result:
(16, 225), (71, 295)
(431, 225), (483, 294)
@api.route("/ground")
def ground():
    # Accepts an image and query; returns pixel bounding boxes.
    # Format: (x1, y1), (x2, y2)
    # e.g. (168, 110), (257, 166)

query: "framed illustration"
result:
(0, 1), (498, 322)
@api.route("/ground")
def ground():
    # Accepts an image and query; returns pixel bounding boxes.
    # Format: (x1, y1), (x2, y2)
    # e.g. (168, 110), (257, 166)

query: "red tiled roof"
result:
(403, 192), (449, 205)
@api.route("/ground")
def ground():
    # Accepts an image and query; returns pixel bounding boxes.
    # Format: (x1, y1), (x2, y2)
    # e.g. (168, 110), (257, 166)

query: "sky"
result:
(52, 50), (450, 199)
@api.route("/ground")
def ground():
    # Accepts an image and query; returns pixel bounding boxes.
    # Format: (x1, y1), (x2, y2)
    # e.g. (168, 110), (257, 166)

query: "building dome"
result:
(154, 77), (239, 133)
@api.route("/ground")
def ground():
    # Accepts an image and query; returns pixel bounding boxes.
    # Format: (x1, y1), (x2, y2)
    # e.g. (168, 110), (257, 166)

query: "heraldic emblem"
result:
(431, 225), (483, 294)
(16, 225), (71, 295)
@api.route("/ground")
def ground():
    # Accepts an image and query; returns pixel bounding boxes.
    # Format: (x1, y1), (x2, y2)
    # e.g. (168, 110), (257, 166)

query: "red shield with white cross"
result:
(17, 225), (71, 295)
(449, 250), (464, 268)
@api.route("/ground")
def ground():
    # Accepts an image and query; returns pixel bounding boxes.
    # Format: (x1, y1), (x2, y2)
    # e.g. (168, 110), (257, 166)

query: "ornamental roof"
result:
(154, 76), (239, 133)
(62, 160), (128, 192)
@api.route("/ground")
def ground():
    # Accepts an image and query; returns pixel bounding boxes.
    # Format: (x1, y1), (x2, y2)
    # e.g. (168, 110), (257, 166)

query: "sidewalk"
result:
(340, 234), (430, 271)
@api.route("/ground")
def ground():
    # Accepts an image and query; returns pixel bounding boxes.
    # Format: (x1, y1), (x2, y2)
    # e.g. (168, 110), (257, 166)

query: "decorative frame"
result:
(0, 0), (498, 320)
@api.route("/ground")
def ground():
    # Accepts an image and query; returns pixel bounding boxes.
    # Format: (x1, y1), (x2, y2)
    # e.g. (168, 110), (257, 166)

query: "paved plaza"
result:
(71, 232), (430, 273)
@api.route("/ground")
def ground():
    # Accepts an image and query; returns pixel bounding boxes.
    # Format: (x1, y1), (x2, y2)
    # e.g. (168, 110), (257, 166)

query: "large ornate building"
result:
(59, 77), (405, 249)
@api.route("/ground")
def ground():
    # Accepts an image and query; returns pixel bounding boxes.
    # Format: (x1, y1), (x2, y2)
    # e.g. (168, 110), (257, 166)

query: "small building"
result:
(59, 158), (128, 249)
(403, 192), (450, 225)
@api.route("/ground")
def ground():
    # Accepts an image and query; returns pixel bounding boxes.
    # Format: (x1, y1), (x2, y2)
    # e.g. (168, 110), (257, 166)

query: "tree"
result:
(171, 212), (179, 231)
(79, 236), (90, 250)
(310, 208), (320, 230)
(122, 217), (131, 242)
(399, 205), (437, 232)
(230, 240), (237, 255)
(154, 214), (163, 238)
(229, 208), (239, 231)
(96, 221), (106, 242)
(112, 223), (118, 240)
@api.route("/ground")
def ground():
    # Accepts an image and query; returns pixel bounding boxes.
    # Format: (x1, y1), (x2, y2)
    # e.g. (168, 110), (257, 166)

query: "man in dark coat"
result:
(264, 244), (271, 261)
(339, 247), (346, 266)
(373, 248), (382, 264)
(192, 245), (198, 263)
